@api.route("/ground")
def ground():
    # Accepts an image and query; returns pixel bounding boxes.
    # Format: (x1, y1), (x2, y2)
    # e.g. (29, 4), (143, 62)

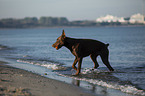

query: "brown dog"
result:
(52, 30), (114, 75)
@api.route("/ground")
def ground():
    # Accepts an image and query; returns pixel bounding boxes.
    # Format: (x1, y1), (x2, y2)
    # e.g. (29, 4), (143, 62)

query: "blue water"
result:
(0, 27), (145, 96)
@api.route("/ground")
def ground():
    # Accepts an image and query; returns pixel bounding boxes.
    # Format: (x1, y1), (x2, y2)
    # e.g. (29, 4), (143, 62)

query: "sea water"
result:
(0, 27), (145, 96)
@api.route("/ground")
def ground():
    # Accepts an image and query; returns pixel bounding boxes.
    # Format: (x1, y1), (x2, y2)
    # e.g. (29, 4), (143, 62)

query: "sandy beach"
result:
(0, 61), (95, 96)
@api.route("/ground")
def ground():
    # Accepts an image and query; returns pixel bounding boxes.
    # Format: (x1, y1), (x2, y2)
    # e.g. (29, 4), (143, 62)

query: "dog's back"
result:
(69, 38), (107, 57)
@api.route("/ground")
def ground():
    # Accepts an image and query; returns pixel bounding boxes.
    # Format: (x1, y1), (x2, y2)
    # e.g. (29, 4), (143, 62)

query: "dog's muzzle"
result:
(52, 44), (59, 50)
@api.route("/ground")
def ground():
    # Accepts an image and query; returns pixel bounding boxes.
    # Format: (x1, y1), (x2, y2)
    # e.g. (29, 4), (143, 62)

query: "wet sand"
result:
(0, 61), (95, 96)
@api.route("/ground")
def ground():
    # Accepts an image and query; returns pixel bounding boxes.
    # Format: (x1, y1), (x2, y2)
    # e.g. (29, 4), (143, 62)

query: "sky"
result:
(0, 0), (144, 21)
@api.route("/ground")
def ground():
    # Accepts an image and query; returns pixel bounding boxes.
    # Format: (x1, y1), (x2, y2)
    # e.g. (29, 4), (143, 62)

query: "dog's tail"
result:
(105, 43), (109, 47)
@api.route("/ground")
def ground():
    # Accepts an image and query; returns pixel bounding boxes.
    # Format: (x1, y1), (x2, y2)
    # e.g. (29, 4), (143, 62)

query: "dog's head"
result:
(52, 30), (66, 50)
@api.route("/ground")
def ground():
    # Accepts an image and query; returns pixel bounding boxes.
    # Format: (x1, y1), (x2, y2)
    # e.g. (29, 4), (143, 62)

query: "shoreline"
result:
(0, 24), (145, 30)
(0, 61), (96, 96)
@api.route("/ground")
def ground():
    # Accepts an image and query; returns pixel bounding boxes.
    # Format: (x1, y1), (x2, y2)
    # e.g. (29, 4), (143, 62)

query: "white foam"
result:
(17, 59), (66, 70)
(57, 73), (145, 96)
(41, 64), (66, 70)
(81, 68), (109, 74)
(17, 59), (41, 65)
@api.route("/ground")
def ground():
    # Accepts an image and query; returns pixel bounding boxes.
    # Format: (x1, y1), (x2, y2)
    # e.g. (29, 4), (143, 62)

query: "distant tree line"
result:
(0, 16), (143, 28)
(0, 17), (69, 28)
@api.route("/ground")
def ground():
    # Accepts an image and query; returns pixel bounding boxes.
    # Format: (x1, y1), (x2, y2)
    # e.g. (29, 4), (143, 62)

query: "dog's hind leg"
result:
(90, 54), (99, 69)
(100, 50), (114, 71)
(72, 57), (78, 71)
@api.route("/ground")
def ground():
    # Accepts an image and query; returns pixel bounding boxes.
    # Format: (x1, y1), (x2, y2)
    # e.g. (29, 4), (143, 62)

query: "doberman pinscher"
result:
(52, 30), (114, 75)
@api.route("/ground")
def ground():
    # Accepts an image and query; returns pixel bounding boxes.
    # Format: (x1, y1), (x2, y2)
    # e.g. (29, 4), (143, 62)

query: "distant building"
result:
(129, 13), (145, 24)
(96, 15), (126, 23)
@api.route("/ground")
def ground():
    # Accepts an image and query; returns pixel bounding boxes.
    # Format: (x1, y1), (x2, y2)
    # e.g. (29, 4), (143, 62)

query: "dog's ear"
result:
(62, 30), (66, 38)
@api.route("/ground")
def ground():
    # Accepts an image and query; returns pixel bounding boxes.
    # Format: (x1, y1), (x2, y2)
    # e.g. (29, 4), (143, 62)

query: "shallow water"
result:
(0, 27), (145, 96)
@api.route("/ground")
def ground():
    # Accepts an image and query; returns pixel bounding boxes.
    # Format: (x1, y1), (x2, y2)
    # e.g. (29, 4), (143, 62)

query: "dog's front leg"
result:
(75, 57), (83, 75)
(72, 57), (78, 71)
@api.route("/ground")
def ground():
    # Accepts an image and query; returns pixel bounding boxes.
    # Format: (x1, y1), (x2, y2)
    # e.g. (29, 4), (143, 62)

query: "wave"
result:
(57, 68), (145, 96)
(81, 68), (110, 74)
(0, 44), (10, 50)
(17, 59), (66, 70)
